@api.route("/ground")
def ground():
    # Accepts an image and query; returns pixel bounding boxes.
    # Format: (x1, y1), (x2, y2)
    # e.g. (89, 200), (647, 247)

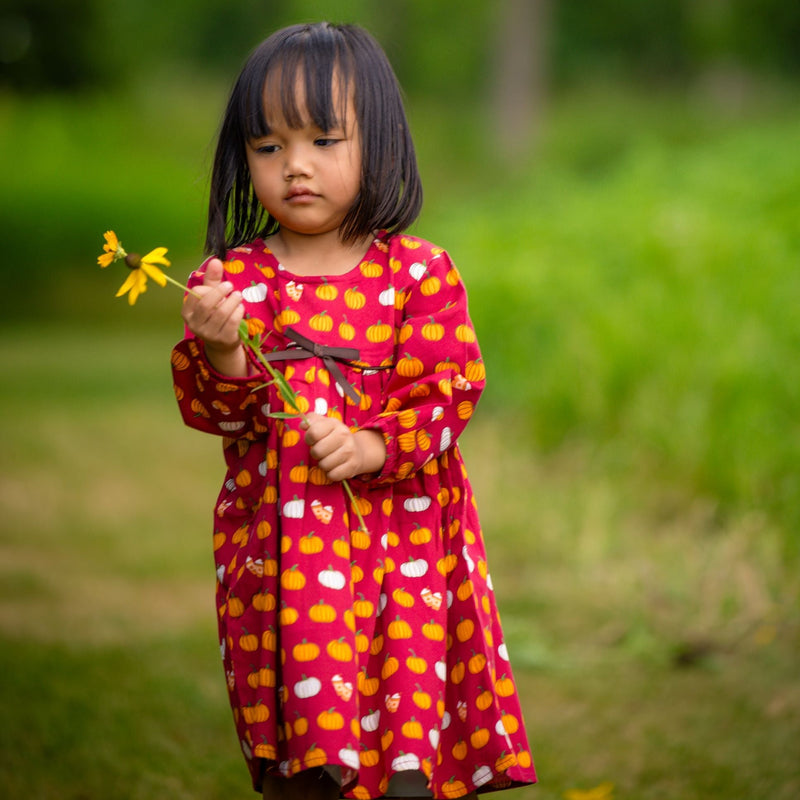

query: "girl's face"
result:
(246, 71), (362, 241)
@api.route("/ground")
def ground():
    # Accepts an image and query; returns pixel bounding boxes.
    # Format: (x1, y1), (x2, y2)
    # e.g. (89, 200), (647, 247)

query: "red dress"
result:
(171, 233), (537, 798)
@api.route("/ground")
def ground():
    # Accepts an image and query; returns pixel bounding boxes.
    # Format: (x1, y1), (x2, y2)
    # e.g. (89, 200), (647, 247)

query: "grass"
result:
(423, 87), (800, 550)
(1, 78), (799, 798)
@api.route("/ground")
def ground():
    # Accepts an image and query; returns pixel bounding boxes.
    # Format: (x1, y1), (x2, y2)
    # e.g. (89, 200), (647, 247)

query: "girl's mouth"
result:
(286, 186), (317, 202)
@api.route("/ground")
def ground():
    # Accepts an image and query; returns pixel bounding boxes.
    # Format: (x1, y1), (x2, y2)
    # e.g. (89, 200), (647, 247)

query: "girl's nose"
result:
(284, 145), (312, 180)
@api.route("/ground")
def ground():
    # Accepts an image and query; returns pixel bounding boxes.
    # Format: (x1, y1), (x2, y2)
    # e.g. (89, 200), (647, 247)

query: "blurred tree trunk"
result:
(489, 0), (552, 162)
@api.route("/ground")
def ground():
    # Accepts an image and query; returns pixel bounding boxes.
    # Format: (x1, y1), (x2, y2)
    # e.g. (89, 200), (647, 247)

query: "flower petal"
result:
(103, 230), (119, 250)
(141, 247), (170, 268)
(140, 262), (168, 287)
(128, 271), (149, 305)
(98, 253), (115, 268)
(115, 270), (140, 299)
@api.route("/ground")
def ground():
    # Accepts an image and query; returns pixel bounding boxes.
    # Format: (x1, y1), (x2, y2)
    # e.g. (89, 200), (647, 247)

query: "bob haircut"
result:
(206, 22), (423, 257)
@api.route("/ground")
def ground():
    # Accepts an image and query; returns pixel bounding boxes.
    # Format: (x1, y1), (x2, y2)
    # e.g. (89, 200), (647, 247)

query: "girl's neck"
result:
(267, 228), (373, 277)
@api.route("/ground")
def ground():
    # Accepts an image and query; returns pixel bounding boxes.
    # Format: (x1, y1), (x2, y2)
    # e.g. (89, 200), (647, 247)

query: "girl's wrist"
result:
(354, 428), (387, 476)
(204, 341), (248, 377)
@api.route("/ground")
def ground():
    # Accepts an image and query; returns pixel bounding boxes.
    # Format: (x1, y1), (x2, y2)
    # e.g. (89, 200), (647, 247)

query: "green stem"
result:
(162, 273), (201, 299)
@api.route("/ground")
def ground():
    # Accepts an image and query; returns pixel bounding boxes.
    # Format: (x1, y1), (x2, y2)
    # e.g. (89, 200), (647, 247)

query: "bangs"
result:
(242, 29), (354, 140)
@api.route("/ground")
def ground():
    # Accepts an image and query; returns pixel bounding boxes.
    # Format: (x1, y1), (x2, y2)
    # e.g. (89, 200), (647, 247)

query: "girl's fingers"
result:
(185, 287), (243, 348)
(203, 257), (226, 287)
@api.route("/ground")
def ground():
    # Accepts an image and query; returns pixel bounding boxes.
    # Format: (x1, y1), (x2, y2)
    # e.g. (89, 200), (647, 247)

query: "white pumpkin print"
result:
(400, 557), (429, 578)
(225, 478), (236, 491)
(403, 495), (432, 513)
(498, 642), (510, 661)
(473, 766), (493, 787)
(361, 708), (381, 732)
(242, 281), (268, 303)
(391, 752), (420, 772)
(462, 545), (475, 573)
(441, 710), (452, 730)
(314, 397), (328, 415)
(339, 745), (360, 770)
(428, 727), (440, 749)
(318, 566), (347, 590)
(241, 739), (252, 759)
(261, 403), (271, 416)
(293, 675), (322, 698)
(432, 405), (445, 421)
(409, 261), (426, 281)
(283, 496), (305, 518)
(379, 286), (395, 306)
(218, 420), (245, 432)
(439, 426), (453, 451)
(434, 658), (447, 682)
(377, 592), (388, 615)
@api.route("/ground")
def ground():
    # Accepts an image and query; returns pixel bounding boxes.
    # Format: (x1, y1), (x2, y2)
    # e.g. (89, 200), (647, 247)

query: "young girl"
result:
(171, 22), (537, 800)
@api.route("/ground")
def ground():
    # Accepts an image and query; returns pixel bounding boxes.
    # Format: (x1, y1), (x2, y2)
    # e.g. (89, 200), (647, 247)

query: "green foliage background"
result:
(1, 1), (799, 798)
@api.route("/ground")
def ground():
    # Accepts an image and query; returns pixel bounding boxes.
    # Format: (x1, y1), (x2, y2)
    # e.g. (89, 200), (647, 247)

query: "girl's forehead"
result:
(259, 65), (353, 130)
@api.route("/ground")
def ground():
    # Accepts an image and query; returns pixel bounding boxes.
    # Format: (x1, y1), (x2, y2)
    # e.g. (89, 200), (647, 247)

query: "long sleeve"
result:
(171, 337), (278, 439)
(359, 244), (485, 484)
(171, 262), (278, 439)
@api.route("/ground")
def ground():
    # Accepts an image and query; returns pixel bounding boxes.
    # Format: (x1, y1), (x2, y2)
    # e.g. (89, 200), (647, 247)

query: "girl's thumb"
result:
(203, 257), (225, 286)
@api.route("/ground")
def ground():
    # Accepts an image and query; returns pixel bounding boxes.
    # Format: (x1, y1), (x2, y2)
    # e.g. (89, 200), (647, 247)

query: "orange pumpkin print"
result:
(339, 316), (356, 340)
(309, 310), (333, 332)
(366, 320), (393, 343)
(223, 258), (245, 274)
(344, 286), (366, 309)
(397, 352), (425, 378)
(315, 280), (338, 301)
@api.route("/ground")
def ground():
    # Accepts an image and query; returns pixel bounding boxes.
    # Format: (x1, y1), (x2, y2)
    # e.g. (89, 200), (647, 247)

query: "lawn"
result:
(1, 79), (799, 798)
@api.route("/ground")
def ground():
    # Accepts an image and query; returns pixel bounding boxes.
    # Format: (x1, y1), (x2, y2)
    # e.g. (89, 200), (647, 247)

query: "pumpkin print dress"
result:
(171, 232), (537, 798)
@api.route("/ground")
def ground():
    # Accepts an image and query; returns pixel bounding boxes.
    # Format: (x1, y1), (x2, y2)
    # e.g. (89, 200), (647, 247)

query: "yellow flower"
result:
(98, 230), (125, 267)
(564, 782), (614, 800)
(98, 231), (171, 305)
(115, 247), (171, 305)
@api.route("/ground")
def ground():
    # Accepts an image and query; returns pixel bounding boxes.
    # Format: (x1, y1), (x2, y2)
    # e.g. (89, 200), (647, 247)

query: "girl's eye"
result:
(315, 137), (340, 148)
(254, 143), (279, 154)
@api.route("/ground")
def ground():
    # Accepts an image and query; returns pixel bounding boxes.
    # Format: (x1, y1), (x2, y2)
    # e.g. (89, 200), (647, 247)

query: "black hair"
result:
(206, 22), (423, 257)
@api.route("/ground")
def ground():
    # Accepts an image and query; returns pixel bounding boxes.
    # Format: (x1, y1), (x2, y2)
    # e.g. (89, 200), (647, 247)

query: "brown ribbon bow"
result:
(259, 327), (361, 404)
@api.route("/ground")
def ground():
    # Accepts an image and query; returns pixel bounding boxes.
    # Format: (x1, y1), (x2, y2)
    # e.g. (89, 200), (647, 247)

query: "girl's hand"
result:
(302, 413), (387, 482)
(182, 258), (248, 376)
